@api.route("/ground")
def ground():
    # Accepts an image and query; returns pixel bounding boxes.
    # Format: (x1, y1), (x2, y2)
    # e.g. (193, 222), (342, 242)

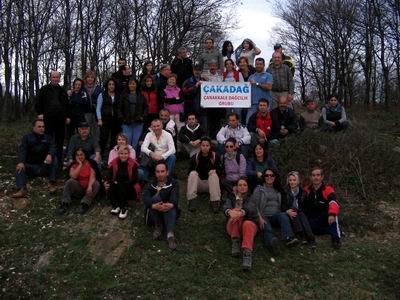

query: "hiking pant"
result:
(16, 159), (58, 189)
(187, 171), (221, 202)
(263, 212), (295, 246)
(307, 212), (341, 241)
(62, 178), (100, 206)
(109, 181), (136, 210)
(226, 217), (258, 250)
(147, 207), (177, 234)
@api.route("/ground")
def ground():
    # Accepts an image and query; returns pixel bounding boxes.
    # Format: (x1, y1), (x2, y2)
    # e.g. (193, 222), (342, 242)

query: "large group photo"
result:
(1, 0), (399, 298)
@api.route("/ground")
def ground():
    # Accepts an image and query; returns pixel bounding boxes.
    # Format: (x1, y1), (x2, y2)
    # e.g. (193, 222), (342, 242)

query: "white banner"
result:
(200, 81), (251, 108)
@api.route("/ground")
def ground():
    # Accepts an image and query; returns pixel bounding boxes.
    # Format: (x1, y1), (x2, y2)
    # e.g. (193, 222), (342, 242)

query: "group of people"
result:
(11, 37), (346, 269)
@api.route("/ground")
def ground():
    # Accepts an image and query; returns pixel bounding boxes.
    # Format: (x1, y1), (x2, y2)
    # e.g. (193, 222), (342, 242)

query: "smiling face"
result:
(159, 110), (170, 123)
(258, 101), (269, 114)
(75, 149), (86, 163)
(118, 148), (130, 162)
(239, 58), (248, 70)
(117, 135), (128, 147)
(288, 175), (299, 189)
(225, 141), (235, 154)
(145, 77), (153, 88)
(151, 119), (163, 135)
(167, 76), (176, 87)
(255, 60), (265, 73)
(145, 63), (153, 73)
(225, 60), (234, 72)
(50, 71), (61, 85)
(243, 41), (250, 50)
(228, 115), (238, 128)
(329, 96), (338, 107)
(264, 170), (276, 187)
(254, 144), (264, 159)
(85, 75), (95, 86)
(187, 114), (197, 127)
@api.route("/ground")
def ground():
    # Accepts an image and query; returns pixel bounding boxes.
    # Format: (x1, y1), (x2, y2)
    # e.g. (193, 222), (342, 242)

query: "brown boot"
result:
(48, 183), (57, 194)
(12, 189), (27, 198)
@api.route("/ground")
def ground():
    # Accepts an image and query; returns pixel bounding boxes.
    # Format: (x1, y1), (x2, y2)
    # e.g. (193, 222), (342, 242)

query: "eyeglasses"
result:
(225, 145), (234, 148)
(265, 174), (275, 178)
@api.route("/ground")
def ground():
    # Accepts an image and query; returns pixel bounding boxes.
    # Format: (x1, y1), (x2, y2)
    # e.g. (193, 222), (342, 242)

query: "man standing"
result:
(303, 167), (341, 249)
(182, 64), (206, 119)
(12, 119), (58, 198)
(247, 58), (273, 123)
(141, 119), (176, 176)
(143, 161), (179, 250)
(171, 47), (194, 88)
(269, 96), (298, 142)
(247, 99), (272, 147)
(198, 37), (224, 71)
(270, 44), (295, 76)
(267, 52), (295, 109)
(35, 70), (69, 164)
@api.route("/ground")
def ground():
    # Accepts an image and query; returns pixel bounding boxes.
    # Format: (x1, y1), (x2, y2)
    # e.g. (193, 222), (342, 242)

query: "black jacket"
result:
(171, 57), (194, 87)
(269, 107), (298, 140)
(35, 83), (69, 118)
(118, 92), (148, 124)
(178, 124), (204, 144)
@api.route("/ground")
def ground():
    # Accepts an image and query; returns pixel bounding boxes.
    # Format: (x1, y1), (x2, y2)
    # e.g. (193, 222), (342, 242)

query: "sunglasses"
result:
(225, 145), (234, 148)
(265, 174), (275, 178)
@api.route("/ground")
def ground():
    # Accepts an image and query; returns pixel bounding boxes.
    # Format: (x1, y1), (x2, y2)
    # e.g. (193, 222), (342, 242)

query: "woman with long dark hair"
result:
(96, 78), (122, 158)
(119, 78), (147, 148)
(234, 38), (261, 67)
(247, 167), (298, 256)
(221, 40), (235, 65)
(139, 61), (155, 85)
(57, 148), (101, 215)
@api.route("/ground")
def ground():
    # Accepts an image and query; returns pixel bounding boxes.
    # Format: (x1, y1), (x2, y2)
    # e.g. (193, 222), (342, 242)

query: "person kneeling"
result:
(57, 148), (101, 215)
(224, 178), (258, 270)
(187, 137), (221, 212)
(144, 162), (179, 250)
(104, 145), (138, 220)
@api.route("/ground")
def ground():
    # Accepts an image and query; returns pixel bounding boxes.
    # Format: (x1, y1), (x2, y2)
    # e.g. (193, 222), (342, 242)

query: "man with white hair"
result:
(35, 70), (70, 164)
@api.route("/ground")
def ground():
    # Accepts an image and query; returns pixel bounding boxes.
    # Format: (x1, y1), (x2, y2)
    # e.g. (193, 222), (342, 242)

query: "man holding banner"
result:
(247, 58), (273, 124)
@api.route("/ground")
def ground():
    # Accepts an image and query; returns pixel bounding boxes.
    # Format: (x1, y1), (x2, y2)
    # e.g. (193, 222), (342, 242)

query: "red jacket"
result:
(109, 157), (138, 182)
(141, 90), (158, 114)
(303, 183), (340, 217)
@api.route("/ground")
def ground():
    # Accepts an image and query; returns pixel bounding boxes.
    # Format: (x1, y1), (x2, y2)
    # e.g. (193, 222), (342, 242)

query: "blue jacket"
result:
(17, 132), (56, 165)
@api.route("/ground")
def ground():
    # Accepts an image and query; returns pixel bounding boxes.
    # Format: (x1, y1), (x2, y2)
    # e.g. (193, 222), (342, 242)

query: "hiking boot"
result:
(110, 207), (120, 215)
(153, 225), (163, 240)
(167, 236), (177, 250)
(242, 249), (252, 270)
(48, 183), (58, 194)
(12, 189), (27, 199)
(285, 237), (299, 247)
(308, 240), (317, 250)
(211, 201), (220, 213)
(57, 202), (69, 215)
(118, 208), (128, 220)
(79, 203), (89, 215)
(269, 237), (281, 256)
(188, 198), (197, 212)
(231, 239), (241, 257)
(332, 239), (341, 250)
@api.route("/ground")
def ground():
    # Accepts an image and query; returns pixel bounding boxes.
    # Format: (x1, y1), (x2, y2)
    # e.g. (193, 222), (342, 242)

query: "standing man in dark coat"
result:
(35, 70), (69, 164)
(171, 47), (193, 88)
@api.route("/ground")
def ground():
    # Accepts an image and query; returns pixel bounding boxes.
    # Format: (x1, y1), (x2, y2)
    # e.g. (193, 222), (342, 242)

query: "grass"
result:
(0, 108), (400, 299)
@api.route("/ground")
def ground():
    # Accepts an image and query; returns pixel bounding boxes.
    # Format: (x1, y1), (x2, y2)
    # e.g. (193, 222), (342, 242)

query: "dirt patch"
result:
(34, 250), (55, 272)
(88, 231), (133, 266)
(12, 198), (30, 210)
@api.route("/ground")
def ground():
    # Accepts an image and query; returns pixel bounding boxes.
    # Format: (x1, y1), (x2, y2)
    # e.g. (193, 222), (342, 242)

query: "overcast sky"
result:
(228, 0), (282, 60)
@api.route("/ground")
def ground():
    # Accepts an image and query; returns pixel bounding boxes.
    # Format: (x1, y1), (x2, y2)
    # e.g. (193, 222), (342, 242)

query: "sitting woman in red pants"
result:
(223, 177), (258, 270)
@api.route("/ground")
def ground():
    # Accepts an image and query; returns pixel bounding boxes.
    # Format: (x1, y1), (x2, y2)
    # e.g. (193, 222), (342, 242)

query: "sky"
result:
(228, 0), (282, 60)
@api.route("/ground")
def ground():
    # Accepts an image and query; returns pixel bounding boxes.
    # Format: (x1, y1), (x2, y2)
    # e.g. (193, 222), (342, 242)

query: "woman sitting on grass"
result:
(321, 95), (350, 132)
(246, 143), (277, 191)
(57, 148), (101, 215)
(224, 177), (258, 270)
(283, 171), (316, 248)
(104, 145), (138, 220)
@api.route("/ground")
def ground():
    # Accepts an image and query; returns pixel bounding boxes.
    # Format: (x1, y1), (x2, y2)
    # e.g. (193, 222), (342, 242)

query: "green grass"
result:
(1, 108), (400, 299)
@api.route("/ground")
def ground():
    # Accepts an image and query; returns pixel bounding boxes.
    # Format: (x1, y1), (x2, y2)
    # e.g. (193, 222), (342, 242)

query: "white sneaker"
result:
(118, 209), (128, 219)
(110, 207), (120, 215)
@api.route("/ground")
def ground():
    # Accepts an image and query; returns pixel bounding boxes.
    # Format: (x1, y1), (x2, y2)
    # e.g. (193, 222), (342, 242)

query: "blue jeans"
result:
(263, 212), (294, 246)
(307, 212), (341, 241)
(165, 155), (176, 176)
(147, 207), (177, 234)
(141, 154), (176, 181)
(16, 158), (59, 189)
(122, 122), (144, 149)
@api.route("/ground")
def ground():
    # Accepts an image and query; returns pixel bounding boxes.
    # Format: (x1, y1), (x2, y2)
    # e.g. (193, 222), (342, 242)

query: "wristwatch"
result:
(256, 82), (259, 86)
